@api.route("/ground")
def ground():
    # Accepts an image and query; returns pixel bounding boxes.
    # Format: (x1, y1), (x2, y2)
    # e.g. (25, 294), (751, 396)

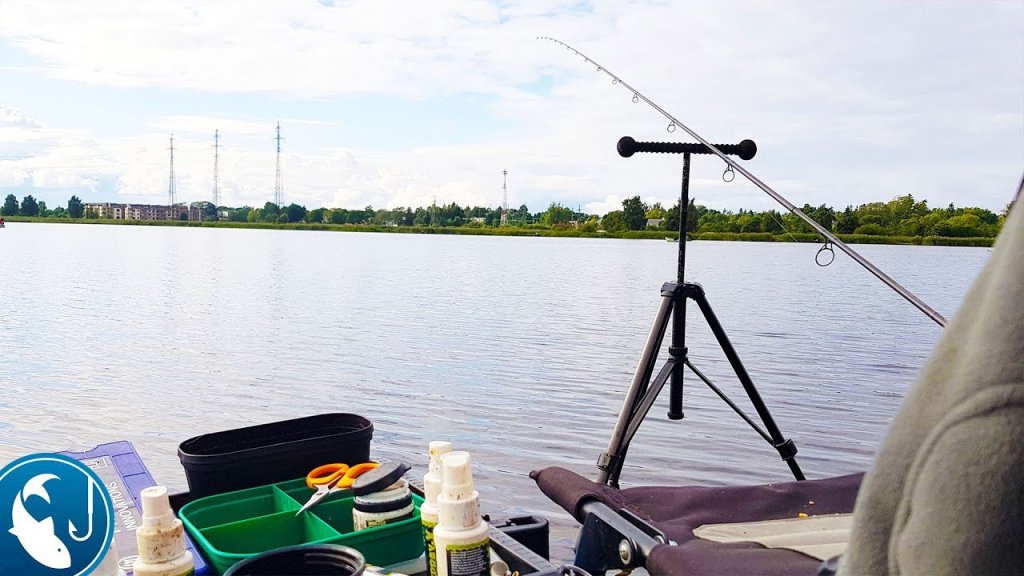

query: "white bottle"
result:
(132, 486), (195, 576)
(434, 451), (489, 576)
(422, 441), (453, 576)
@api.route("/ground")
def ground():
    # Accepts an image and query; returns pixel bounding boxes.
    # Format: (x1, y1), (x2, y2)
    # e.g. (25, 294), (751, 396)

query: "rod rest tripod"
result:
(597, 137), (803, 487)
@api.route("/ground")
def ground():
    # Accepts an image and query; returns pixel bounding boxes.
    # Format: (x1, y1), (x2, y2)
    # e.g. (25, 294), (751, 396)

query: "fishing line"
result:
(539, 36), (947, 327)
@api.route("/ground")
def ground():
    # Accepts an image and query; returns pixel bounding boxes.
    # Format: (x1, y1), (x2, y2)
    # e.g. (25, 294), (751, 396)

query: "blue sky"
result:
(1, 1), (1021, 215)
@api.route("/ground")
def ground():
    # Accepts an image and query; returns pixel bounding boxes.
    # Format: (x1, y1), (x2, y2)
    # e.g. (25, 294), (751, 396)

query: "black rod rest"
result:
(596, 137), (803, 487)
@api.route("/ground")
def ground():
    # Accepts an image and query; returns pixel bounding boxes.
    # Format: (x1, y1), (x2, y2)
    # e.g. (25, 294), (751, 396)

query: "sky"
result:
(0, 1), (1021, 216)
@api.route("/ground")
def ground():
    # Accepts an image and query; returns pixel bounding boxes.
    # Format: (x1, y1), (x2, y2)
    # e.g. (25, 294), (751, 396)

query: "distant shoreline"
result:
(1, 216), (995, 247)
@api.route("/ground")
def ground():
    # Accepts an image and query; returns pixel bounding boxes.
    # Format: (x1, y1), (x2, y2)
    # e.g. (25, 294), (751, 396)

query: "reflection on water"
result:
(0, 223), (989, 559)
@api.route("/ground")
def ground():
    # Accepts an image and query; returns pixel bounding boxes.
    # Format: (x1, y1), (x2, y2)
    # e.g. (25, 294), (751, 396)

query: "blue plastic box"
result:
(61, 441), (209, 575)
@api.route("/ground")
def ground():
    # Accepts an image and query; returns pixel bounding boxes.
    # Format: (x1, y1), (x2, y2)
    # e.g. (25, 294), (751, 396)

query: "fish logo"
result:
(0, 453), (115, 576)
(9, 474), (72, 569)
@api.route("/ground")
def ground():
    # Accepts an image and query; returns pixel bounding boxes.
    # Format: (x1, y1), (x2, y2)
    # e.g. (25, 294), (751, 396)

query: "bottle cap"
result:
(140, 486), (174, 528)
(352, 462), (410, 496)
(440, 451), (474, 500)
(428, 441), (453, 474)
(424, 441), (453, 503)
(437, 451), (482, 530)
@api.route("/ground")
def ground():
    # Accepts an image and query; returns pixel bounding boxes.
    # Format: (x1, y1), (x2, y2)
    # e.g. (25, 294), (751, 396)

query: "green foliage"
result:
(645, 202), (666, 219)
(601, 210), (627, 232)
(2, 194), (18, 216)
(853, 223), (886, 235)
(622, 196), (647, 231)
(306, 208), (326, 223)
(541, 202), (573, 226)
(67, 195), (84, 218)
(19, 195), (39, 216)
(191, 201), (217, 220)
(284, 203), (306, 223)
(15, 192), (1003, 248)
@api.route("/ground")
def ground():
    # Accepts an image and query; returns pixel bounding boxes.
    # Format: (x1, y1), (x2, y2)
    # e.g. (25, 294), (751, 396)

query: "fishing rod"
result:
(539, 36), (947, 328)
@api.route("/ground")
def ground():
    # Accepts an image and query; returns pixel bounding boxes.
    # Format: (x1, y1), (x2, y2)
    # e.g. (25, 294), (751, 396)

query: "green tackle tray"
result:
(179, 477), (424, 574)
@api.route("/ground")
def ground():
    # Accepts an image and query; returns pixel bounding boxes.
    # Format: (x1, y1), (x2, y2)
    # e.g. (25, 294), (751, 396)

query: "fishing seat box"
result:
(178, 413), (373, 498)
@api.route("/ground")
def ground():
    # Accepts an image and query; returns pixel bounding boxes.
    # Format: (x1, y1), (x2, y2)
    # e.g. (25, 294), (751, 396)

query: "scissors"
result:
(296, 462), (380, 516)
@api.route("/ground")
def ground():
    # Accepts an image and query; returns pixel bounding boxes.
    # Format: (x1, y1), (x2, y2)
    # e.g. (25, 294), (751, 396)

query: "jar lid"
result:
(352, 461), (410, 496)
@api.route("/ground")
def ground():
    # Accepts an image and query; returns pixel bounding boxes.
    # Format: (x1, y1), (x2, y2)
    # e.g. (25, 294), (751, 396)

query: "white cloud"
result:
(0, 1), (1021, 213)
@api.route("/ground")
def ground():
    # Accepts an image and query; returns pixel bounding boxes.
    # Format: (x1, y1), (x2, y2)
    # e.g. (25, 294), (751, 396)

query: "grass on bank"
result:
(2, 216), (995, 247)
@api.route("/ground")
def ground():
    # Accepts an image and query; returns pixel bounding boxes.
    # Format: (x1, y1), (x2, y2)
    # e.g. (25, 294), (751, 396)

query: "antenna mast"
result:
(274, 122), (284, 207)
(500, 169), (509, 226)
(168, 134), (177, 215)
(212, 129), (221, 207)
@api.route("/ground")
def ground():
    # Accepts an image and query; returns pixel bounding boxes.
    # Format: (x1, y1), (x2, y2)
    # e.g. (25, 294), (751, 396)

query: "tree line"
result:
(3, 192), (1009, 239)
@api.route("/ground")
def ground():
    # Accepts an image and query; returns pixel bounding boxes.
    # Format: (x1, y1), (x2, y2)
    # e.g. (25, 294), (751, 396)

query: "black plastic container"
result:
(493, 515), (550, 560)
(178, 413), (373, 498)
(223, 544), (365, 576)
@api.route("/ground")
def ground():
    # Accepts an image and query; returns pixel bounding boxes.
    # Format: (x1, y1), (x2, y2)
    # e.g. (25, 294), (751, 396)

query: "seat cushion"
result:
(532, 467), (863, 576)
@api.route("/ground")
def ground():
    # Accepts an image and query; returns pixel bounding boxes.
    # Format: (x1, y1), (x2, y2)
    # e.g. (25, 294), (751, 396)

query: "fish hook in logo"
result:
(0, 453), (115, 576)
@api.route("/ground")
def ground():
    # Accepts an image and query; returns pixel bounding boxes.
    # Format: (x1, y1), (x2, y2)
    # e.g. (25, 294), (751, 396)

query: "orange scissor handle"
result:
(306, 463), (349, 489)
(334, 462), (380, 488)
(305, 462), (380, 489)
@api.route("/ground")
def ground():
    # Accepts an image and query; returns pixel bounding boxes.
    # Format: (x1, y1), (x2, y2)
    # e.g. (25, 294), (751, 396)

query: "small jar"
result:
(352, 479), (414, 531)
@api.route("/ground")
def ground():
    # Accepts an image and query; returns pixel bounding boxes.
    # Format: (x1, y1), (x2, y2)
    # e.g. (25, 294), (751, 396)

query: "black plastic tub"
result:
(178, 413), (373, 498)
(223, 544), (365, 576)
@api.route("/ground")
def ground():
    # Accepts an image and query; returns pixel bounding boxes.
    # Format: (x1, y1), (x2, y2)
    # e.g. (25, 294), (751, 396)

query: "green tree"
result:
(306, 208), (326, 223)
(579, 216), (599, 233)
(645, 202), (666, 219)
(2, 194), (18, 216)
(277, 213), (289, 223)
(191, 201), (217, 220)
(761, 210), (783, 233)
(622, 196), (647, 230)
(51, 206), (67, 218)
(602, 210), (627, 232)
(37, 201), (49, 217)
(835, 207), (859, 234)
(67, 195), (84, 218)
(686, 198), (701, 232)
(935, 213), (982, 237)
(854, 223), (886, 235)
(285, 203), (307, 223)
(541, 203), (573, 226)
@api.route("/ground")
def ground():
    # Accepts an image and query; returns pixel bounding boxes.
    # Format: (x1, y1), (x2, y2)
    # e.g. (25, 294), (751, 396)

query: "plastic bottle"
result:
(422, 441), (453, 576)
(434, 451), (489, 576)
(132, 486), (195, 576)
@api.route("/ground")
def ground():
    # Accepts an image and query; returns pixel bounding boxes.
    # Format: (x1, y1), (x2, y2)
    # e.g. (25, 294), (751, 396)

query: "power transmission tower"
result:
(500, 169), (509, 226)
(168, 134), (177, 218)
(274, 122), (284, 207)
(212, 129), (221, 208)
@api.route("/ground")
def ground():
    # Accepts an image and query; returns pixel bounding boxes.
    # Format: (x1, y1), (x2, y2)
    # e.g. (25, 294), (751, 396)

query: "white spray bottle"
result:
(132, 486), (195, 576)
(422, 441), (453, 576)
(434, 451), (489, 576)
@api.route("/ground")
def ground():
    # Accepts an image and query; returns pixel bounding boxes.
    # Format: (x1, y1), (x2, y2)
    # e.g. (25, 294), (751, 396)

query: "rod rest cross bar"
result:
(618, 136), (757, 160)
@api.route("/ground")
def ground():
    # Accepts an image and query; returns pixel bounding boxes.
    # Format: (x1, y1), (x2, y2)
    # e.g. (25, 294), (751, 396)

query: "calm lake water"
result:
(0, 222), (989, 559)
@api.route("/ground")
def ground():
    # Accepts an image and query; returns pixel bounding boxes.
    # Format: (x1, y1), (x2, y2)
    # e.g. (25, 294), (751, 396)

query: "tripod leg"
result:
(687, 284), (805, 480)
(597, 286), (676, 486)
